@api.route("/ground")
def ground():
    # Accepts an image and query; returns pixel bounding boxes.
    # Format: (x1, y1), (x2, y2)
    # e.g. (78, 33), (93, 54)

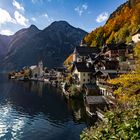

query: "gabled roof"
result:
(74, 46), (100, 56)
(132, 28), (140, 36)
(94, 70), (118, 79)
(102, 42), (127, 52)
(86, 96), (107, 105)
(30, 65), (37, 70)
(72, 62), (95, 72)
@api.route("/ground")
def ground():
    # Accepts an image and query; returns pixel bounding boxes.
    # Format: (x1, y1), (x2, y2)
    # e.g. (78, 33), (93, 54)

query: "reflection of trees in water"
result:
(66, 99), (97, 126)
(4, 81), (71, 124)
(1, 76), (97, 127)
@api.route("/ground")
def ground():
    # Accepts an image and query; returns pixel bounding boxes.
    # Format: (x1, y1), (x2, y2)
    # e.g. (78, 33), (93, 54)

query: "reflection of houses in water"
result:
(67, 99), (86, 122)
(30, 81), (44, 97)
(73, 108), (82, 121)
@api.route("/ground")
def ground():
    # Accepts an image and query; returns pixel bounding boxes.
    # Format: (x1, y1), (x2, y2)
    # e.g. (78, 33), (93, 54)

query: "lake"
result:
(0, 74), (96, 140)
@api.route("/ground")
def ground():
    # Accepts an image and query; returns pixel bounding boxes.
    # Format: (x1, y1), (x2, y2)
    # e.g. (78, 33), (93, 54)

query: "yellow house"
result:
(71, 62), (95, 88)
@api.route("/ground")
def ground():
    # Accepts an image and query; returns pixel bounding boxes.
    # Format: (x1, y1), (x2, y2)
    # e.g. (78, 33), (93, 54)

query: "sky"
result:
(0, 0), (127, 35)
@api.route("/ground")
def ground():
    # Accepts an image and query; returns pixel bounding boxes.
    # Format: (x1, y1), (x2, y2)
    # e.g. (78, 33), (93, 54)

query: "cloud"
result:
(96, 12), (109, 23)
(12, 0), (24, 11)
(43, 13), (53, 22)
(32, 0), (43, 4)
(75, 4), (88, 16)
(14, 11), (29, 26)
(0, 29), (14, 35)
(31, 17), (36, 22)
(32, 0), (51, 4)
(0, 8), (16, 25)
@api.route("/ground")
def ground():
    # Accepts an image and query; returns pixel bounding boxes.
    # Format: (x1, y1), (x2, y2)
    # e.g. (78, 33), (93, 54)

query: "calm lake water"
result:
(0, 74), (95, 140)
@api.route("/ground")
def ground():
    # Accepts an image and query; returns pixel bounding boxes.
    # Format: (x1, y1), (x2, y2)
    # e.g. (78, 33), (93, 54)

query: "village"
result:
(8, 28), (140, 120)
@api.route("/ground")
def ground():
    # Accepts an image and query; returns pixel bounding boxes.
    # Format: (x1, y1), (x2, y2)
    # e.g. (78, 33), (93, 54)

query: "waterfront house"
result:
(71, 62), (95, 88)
(84, 96), (107, 118)
(53, 67), (66, 82)
(30, 61), (44, 79)
(132, 28), (140, 43)
(38, 61), (44, 78)
(30, 65), (38, 78)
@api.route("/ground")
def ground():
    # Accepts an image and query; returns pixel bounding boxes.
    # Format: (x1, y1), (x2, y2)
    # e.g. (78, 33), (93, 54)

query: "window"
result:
(83, 73), (85, 76)
(88, 79), (90, 81)
(83, 79), (85, 82)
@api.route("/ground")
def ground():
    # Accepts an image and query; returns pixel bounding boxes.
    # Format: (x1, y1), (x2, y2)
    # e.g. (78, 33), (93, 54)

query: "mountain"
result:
(0, 35), (13, 59)
(1, 21), (87, 71)
(83, 0), (140, 47)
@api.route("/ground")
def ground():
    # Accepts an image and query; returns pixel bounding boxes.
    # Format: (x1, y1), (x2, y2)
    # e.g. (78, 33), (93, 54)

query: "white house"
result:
(38, 61), (44, 78)
(30, 65), (38, 78)
(132, 29), (140, 43)
(71, 62), (95, 88)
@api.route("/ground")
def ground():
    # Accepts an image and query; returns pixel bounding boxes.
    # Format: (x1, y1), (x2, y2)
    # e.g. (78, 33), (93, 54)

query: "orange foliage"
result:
(84, 1), (140, 47)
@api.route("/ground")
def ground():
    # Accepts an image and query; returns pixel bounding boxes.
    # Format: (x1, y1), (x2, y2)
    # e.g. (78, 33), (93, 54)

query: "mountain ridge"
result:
(0, 21), (87, 72)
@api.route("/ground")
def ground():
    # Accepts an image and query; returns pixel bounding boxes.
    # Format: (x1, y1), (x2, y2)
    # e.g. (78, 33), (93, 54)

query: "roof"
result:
(132, 28), (140, 36)
(94, 70), (119, 79)
(108, 73), (118, 79)
(74, 46), (100, 56)
(53, 67), (66, 72)
(102, 42), (127, 52)
(85, 84), (97, 90)
(86, 96), (107, 105)
(73, 62), (95, 72)
(30, 65), (37, 70)
(102, 44), (116, 52)
(115, 42), (127, 49)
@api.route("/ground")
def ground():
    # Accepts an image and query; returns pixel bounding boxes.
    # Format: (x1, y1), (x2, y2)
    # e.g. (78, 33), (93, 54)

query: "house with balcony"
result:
(94, 70), (118, 97)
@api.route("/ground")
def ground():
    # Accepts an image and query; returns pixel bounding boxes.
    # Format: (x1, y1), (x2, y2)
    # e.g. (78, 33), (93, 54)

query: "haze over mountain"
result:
(0, 21), (87, 71)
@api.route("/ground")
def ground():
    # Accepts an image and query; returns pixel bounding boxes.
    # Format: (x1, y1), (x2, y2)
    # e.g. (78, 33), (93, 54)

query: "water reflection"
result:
(0, 74), (95, 140)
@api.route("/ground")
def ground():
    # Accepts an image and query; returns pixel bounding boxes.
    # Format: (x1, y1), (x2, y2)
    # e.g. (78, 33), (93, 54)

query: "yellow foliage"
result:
(109, 43), (140, 102)
(64, 54), (73, 66)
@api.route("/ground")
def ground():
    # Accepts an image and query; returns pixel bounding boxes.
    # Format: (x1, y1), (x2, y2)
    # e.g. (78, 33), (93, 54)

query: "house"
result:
(93, 59), (119, 70)
(30, 65), (38, 78)
(84, 96), (107, 117)
(73, 46), (100, 62)
(30, 61), (44, 79)
(132, 28), (140, 43)
(125, 45), (134, 59)
(86, 53), (119, 70)
(94, 70), (119, 96)
(53, 67), (66, 82)
(103, 42), (127, 61)
(71, 62), (95, 88)
(102, 44), (117, 59)
(38, 61), (44, 78)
